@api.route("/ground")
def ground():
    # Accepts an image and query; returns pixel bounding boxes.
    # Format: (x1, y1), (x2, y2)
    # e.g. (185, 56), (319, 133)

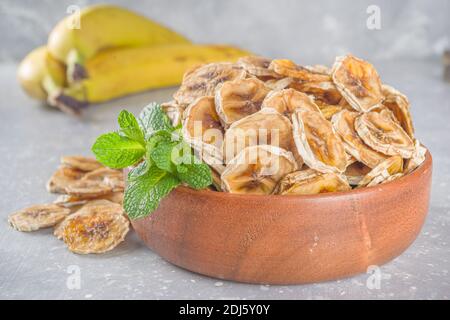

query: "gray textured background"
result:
(1, 0), (449, 300)
(1, 0), (449, 63)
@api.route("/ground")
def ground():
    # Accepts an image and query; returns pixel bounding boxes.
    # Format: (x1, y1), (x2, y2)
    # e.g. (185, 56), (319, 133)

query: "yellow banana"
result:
(48, 4), (190, 81)
(17, 46), (66, 100)
(50, 43), (250, 114)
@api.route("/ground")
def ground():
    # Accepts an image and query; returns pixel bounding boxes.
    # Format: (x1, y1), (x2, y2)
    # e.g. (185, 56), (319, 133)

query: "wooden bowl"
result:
(130, 152), (432, 284)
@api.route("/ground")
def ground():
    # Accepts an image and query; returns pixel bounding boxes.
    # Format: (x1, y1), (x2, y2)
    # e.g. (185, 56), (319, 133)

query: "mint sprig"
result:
(91, 103), (212, 219)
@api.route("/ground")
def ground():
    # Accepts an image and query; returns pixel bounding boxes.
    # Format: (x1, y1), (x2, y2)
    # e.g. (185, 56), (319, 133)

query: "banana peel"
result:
(50, 44), (251, 114)
(47, 4), (190, 82)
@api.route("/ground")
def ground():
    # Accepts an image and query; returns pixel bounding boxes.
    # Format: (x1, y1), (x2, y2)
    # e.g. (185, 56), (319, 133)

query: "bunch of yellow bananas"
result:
(17, 4), (249, 115)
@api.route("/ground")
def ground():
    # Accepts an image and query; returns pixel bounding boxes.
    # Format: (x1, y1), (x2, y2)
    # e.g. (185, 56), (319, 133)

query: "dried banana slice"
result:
(60, 156), (103, 172)
(275, 169), (351, 195)
(65, 179), (113, 198)
(305, 64), (331, 75)
(331, 109), (388, 168)
(161, 100), (185, 127)
(290, 81), (342, 106)
(355, 108), (415, 158)
(264, 77), (293, 91)
(319, 105), (344, 120)
(221, 145), (297, 194)
(237, 56), (280, 78)
(382, 84), (414, 138)
(358, 155), (403, 187)
(344, 161), (371, 185)
(367, 172), (403, 187)
(215, 78), (270, 126)
(46, 166), (85, 194)
(292, 109), (347, 173)
(223, 108), (298, 164)
(331, 55), (383, 112)
(269, 59), (331, 82)
(261, 89), (320, 117)
(82, 167), (124, 192)
(62, 204), (129, 254)
(182, 96), (224, 156)
(54, 200), (120, 239)
(9, 204), (70, 232)
(404, 140), (427, 174)
(174, 62), (246, 105)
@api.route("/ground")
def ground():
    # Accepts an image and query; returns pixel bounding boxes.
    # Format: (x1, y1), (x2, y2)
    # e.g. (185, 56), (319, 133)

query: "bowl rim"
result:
(173, 151), (432, 201)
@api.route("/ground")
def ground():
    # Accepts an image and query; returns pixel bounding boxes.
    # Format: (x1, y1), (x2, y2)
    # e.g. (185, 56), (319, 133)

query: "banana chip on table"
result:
(269, 59), (331, 82)
(8, 204), (70, 232)
(82, 167), (124, 192)
(237, 56), (280, 79)
(223, 108), (299, 164)
(331, 109), (388, 168)
(358, 155), (403, 187)
(46, 166), (86, 194)
(182, 96), (224, 158)
(61, 203), (129, 254)
(174, 62), (246, 105)
(65, 179), (113, 198)
(344, 161), (372, 186)
(215, 78), (270, 126)
(292, 108), (348, 173)
(261, 88), (321, 117)
(60, 156), (103, 172)
(332, 55), (383, 112)
(274, 168), (351, 195)
(221, 145), (297, 194)
(355, 108), (415, 158)
(382, 84), (414, 138)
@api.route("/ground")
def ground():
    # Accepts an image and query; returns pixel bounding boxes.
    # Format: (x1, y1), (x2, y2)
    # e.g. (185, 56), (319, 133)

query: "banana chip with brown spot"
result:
(215, 78), (270, 126)
(358, 155), (403, 187)
(46, 166), (86, 194)
(62, 203), (129, 254)
(223, 108), (300, 164)
(382, 84), (414, 138)
(269, 59), (330, 82)
(355, 108), (415, 158)
(174, 62), (246, 105)
(331, 109), (388, 168)
(60, 156), (103, 172)
(182, 96), (224, 158)
(9, 204), (70, 232)
(332, 55), (383, 112)
(261, 89), (320, 117)
(275, 168), (351, 195)
(221, 145), (297, 194)
(292, 108), (347, 173)
(290, 81), (342, 106)
(237, 56), (280, 78)
(344, 161), (372, 186)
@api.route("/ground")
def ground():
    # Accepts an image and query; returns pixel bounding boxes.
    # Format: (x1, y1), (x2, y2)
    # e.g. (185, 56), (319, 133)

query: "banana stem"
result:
(67, 49), (88, 83)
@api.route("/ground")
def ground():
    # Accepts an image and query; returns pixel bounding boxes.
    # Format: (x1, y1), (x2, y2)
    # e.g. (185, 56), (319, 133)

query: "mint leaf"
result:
(139, 103), (173, 139)
(177, 161), (212, 189)
(124, 167), (180, 219)
(150, 141), (178, 174)
(92, 132), (145, 169)
(127, 160), (149, 181)
(118, 110), (145, 145)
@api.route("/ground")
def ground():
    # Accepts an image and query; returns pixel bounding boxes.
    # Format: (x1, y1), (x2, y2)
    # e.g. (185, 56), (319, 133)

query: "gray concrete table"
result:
(0, 58), (449, 299)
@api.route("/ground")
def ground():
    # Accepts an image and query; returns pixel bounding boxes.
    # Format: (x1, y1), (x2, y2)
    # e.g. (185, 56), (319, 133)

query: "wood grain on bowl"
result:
(129, 152), (432, 284)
